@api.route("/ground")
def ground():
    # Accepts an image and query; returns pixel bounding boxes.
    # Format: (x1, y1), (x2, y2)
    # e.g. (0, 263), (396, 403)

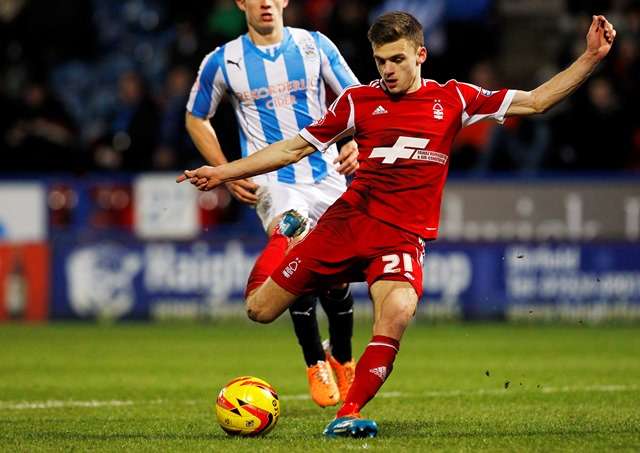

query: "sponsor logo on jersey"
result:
(372, 105), (388, 115)
(370, 136), (449, 165)
(235, 78), (318, 110)
(433, 100), (444, 120)
(481, 88), (495, 96)
(282, 257), (302, 278)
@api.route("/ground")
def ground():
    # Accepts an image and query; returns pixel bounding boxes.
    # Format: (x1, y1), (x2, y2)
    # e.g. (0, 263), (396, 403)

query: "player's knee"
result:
(397, 300), (417, 324)
(246, 304), (272, 324)
(246, 308), (271, 324)
(382, 300), (416, 332)
(246, 296), (276, 324)
(389, 313), (412, 332)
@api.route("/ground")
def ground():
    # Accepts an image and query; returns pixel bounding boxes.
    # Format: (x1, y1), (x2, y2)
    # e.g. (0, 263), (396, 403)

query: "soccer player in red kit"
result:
(178, 12), (616, 438)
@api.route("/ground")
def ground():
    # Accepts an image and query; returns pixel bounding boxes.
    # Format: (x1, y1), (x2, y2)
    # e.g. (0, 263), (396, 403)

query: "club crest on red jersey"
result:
(433, 100), (444, 120)
(282, 257), (301, 278)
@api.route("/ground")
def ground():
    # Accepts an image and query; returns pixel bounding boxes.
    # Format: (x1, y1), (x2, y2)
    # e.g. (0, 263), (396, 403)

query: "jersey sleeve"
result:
(312, 31), (359, 94)
(186, 48), (228, 119)
(299, 87), (356, 152)
(455, 82), (516, 127)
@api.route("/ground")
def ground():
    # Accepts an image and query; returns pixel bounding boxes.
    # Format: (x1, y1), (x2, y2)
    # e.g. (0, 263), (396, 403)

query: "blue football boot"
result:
(323, 416), (378, 439)
(278, 209), (308, 238)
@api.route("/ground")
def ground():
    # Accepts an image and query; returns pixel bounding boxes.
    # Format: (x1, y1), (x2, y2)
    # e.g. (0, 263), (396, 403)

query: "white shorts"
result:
(255, 173), (347, 232)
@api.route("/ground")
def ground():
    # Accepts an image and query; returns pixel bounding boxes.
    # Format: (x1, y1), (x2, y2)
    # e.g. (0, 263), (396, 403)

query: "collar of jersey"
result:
(242, 27), (292, 62)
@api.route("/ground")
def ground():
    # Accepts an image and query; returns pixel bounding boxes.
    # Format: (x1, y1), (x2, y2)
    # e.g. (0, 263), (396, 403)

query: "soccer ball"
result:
(215, 376), (280, 436)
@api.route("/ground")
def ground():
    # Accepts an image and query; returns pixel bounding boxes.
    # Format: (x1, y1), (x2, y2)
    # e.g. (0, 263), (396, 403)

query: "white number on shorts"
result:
(382, 253), (413, 274)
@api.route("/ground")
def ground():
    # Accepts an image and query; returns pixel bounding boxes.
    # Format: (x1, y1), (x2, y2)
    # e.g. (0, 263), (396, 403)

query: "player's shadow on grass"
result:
(380, 420), (438, 437)
(379, 421), (633, 438)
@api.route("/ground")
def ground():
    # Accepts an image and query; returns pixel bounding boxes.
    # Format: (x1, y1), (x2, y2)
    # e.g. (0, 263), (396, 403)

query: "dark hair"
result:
(367, 11), (424, 49)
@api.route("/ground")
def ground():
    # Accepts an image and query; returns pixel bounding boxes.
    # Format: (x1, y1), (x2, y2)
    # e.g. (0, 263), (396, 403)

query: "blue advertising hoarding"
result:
(50, 237), (640, 321)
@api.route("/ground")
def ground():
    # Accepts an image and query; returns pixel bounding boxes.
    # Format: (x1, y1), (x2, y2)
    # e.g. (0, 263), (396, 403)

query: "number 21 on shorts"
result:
(381, 253), (414, 275)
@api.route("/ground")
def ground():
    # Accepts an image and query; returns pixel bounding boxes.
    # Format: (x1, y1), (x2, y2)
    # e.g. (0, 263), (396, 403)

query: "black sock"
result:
(319, 285), (354, 364)
(289, 295), (325, 367)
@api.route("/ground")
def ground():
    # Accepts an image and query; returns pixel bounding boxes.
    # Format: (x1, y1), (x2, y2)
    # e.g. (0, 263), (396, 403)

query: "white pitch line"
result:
(1, 385), (636, 410)
(281, 384), (639, 400)
(540, 384), (639, 394)
(0, 400), (135, 410)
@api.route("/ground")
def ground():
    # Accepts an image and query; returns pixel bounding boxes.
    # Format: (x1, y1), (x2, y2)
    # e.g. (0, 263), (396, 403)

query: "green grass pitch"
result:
(1, 319), (639, 452)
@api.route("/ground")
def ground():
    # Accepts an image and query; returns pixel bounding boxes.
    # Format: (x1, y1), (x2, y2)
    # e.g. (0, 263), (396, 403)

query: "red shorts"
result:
(272, 199), (426, 298)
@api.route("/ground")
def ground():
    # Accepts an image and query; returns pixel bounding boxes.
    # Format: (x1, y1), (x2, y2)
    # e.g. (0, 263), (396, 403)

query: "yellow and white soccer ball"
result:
(215, 376), (280, 436)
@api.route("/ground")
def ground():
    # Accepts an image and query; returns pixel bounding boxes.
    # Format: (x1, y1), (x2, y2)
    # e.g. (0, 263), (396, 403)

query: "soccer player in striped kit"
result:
(185, 0), (360, 408)
(180, 11), (616, 437)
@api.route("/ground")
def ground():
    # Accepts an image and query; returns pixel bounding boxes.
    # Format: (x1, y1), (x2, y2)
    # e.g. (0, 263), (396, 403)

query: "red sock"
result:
(337, 335), (400, 417)
(245, 229), (289, 297)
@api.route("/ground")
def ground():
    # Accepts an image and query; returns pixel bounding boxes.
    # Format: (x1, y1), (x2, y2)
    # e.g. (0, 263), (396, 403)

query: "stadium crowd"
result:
(1, 0), (639, 174)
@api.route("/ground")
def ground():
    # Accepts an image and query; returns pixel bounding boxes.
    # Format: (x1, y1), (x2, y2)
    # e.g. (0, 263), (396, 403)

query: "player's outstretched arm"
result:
(507, 15), (616, 116)
(176, 135), (316, 191)
(185, 112), (259, 204)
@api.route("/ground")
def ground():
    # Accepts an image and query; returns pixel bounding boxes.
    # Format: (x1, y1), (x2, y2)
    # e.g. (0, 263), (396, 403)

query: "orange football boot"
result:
(327, 355), (355, 401)
(307, 360), (339, 407)
(323, 341), (356, 401)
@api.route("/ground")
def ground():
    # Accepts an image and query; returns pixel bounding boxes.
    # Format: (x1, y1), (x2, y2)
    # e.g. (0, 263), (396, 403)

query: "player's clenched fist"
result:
(334, 140), (359, 176)
(587, 15), (616, 60)
(176, 165), (223, 191)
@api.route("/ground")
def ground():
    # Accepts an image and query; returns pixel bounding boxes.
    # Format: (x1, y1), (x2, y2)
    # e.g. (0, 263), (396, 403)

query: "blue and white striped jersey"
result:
(187, 27), (359, 185)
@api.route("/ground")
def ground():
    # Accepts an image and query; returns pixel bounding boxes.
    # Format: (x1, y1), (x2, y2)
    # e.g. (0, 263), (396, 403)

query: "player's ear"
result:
(235, 0), (246, 12)
(417, 46), (427, 65)
(282, 0), (290, 8)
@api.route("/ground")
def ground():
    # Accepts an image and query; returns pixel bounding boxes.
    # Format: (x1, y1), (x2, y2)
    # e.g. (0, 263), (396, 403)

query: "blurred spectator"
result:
(578, 77), (631, 169)
(371, 0), (447, 56)
(304, 0), (336, 32)
(478, 117), (550, 174)
(153, 65), (198, 170)
(283, 0), (305, 28)
(169, 21), (202, 67)
(1, 0), (96, 73)
(3, 81), (79, 172)
(444, 0), (497, 78)
(329, 0), (377, 82)
(206, 0), (247, 41)
(567, 0), (613, 16)
(549, 76), (631, 170)
(92, 71), (159, 171)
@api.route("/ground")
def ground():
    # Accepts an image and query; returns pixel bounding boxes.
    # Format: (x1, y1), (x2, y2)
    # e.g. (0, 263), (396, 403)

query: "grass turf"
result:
(0, 319), (638, 452)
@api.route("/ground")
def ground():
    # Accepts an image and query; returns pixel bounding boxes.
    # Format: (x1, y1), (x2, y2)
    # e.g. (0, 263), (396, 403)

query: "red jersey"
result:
(299, 79), (515, 238)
